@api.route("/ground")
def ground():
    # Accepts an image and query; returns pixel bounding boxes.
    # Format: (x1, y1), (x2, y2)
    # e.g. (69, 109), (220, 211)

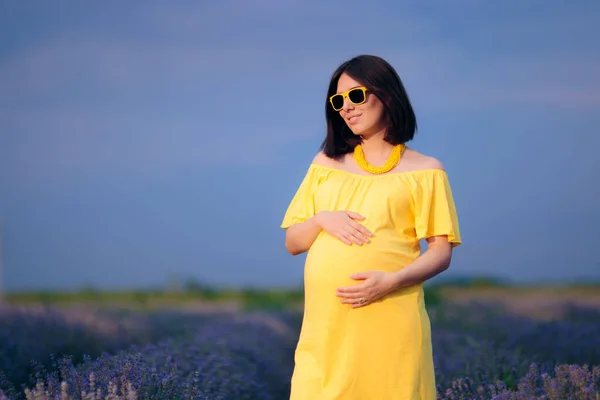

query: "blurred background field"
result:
(1, 280), (599, 399)
(5, 277), (600, 317)
(3, 280), (599, 310)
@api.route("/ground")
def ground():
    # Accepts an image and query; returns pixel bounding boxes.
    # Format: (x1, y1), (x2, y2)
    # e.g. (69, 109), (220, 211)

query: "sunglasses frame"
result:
(329, 86), (369, 111)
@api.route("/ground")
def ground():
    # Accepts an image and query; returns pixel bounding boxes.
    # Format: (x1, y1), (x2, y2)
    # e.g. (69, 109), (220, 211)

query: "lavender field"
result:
(0, 286), (599, 400)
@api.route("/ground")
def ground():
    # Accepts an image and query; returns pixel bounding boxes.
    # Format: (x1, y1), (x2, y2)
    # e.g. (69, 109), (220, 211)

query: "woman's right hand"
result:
(314, 211), (373, 245)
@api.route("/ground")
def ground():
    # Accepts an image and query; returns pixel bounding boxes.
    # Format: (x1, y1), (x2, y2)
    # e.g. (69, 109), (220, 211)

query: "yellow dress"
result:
(281, 163), (462, 400)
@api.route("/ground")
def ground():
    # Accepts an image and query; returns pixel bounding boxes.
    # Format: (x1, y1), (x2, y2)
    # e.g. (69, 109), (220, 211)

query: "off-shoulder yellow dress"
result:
(281, 163), (462, 400)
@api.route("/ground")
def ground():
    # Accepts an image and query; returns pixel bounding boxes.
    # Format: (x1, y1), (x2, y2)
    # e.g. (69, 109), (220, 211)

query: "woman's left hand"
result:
(336, 271), (399, 308)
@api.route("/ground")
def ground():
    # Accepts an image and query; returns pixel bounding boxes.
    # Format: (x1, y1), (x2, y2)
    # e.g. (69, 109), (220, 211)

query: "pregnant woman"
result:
(281, 55), (462, 399)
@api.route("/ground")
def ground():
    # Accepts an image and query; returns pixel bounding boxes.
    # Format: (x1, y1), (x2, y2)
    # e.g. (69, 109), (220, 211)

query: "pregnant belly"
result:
(305, 231), (417, 290)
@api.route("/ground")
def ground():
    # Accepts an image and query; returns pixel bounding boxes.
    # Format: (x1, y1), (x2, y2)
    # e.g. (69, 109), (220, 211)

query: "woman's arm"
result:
(392, 235), (453, 288)
(334, 236), (453, 308)
(284, 214), (324, 255)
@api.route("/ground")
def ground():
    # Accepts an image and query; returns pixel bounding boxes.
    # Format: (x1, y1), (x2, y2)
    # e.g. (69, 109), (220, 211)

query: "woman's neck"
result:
(359, 132), (393, 159)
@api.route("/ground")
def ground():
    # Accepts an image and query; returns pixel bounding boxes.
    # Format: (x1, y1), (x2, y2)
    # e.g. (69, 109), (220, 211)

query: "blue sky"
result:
(1, 1), (599, 292)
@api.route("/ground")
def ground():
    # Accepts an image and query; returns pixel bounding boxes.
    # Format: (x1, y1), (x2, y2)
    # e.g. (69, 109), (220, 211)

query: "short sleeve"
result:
(280, 165), (323, 229)
(413, 170), (462, 247)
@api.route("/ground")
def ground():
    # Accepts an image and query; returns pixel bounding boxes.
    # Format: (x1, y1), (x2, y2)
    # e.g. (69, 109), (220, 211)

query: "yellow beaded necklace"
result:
(353, 143), (405, 174)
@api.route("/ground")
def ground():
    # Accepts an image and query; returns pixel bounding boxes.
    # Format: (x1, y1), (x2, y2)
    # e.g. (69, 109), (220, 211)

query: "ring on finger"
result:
(359, 297), (365, 304)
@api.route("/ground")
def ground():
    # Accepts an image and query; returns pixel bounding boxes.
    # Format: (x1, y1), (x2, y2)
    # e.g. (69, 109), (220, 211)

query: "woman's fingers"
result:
(337, 285), (367, 304)
(336, 233), (352, 245)
(343, 229), (365, 245)
(348, 219), (372, 239)
(339, 292), (364, 299)
(337, 229), (369, 245)
(357, 230), (370, 243)
(346, 212), (373, 238)
(346, 211), (365, 220)
(329, 212), (373, 245)
(337, 231), (362, 246)
(340, 295), (370, 306)
(350, 229), (369, 244)
(359, 225), (373, 238)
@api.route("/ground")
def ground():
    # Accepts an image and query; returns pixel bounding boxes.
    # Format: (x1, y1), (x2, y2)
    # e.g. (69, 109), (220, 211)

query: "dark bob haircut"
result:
(320, 54), (417, 159)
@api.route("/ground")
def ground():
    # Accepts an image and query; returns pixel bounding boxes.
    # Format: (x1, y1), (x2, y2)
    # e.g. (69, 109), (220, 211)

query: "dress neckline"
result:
(309, 163), (446, 179)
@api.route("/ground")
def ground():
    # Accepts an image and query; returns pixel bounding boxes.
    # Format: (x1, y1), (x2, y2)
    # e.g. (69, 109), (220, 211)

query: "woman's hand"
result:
(336, 271), (398, 308)
(315, 211), (372, 245)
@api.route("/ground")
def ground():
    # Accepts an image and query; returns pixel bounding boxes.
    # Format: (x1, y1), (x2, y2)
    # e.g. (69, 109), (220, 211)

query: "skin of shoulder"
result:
(311, 151), (338, 168)
(402, 147), (445, 171)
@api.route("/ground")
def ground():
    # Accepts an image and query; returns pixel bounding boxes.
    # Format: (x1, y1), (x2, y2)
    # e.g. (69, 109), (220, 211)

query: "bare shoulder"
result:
(402, 147), (445, 171)
(311, 151), (339, 168)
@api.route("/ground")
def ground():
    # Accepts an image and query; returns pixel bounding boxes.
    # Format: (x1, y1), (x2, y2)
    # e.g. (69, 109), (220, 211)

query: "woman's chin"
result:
(347, 126), (364, 136)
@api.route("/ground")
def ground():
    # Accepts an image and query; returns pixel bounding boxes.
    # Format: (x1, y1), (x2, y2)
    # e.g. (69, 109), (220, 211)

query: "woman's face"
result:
(335, 73), (387, 137)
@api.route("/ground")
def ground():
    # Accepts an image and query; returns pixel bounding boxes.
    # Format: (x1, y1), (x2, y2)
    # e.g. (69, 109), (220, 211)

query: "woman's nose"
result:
(342, 96), (355, 112)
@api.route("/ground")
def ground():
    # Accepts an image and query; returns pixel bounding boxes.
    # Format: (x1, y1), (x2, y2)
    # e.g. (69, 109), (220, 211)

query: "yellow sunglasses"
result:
(329, 86), (369, 111)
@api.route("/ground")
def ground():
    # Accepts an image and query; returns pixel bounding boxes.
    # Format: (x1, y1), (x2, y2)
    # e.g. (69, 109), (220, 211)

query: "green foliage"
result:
(181, 278), (221, 300)
(424, 284), (443, 308)
(433, 275), (512, 288)
(240, 287), (304, 311)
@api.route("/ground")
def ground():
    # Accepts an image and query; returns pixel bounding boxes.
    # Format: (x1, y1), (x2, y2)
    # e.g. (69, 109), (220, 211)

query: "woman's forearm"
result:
(285, 214), (324, 255)
(392, 238), (453, 288)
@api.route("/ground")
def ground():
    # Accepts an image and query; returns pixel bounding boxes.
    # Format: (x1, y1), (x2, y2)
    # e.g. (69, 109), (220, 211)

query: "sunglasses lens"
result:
(331, 95), (344, 110)
(348, 89), (366, 104)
